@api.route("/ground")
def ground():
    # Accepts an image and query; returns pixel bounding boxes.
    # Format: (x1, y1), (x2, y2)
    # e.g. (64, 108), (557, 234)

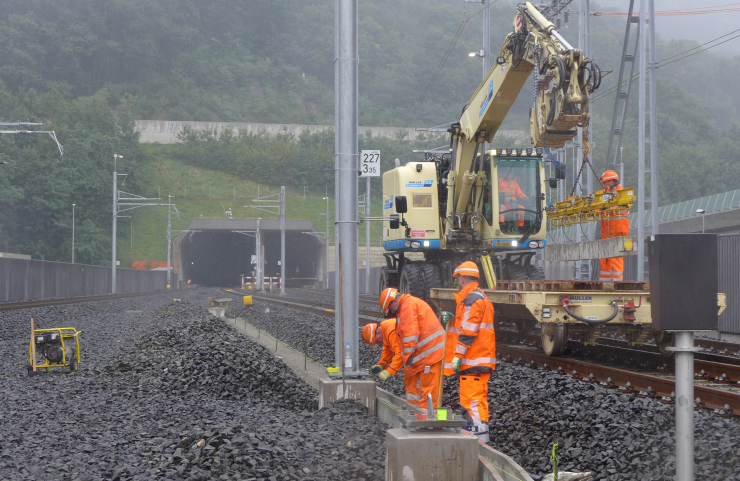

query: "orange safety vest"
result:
(394, 294), (446, 376)
(445, 282), (496, 376)
(600, 183), (630, 239)
(498, 178), (526, 203)
(377, 318), (404, 376)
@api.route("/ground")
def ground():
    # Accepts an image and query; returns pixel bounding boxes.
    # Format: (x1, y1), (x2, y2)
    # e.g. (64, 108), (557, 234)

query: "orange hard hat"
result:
(361, 323), (379, 348)
(379, 287), (399, 315)
(453, 261), (480, 278)
(601, 170), (619, 182)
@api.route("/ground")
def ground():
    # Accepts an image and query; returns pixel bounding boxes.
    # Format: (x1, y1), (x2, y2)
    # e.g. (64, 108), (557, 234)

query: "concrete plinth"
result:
(208, 307), (226, 318)
(318, 379), (376, 415)
(385, 428), (478, 481)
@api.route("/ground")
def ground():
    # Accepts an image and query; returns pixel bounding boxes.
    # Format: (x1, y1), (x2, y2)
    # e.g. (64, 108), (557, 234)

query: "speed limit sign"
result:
(360, 150), (380, 177)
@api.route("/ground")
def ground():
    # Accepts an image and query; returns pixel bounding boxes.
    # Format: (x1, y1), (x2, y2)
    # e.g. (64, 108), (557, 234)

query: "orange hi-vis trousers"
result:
(403, 360), (442, 410)
(600, 257), (624, 281)
(460, 372), (490, 430)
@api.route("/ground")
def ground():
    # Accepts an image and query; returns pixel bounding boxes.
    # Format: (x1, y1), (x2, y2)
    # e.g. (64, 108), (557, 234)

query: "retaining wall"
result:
(0, 258), (167, 302)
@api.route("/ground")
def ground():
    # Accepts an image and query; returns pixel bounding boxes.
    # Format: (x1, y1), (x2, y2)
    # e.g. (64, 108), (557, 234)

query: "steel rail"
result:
(231, 289), (382, 322)
(0, 289), (183, 312)
(498, 344), (740, 415)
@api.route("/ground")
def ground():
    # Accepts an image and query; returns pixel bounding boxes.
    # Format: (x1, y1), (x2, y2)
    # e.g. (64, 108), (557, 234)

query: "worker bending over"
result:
(361, 319), (403, 381)
(444, 261), (496, 442)
(379, 287), (445, 410)
(599, 170), (629, 281)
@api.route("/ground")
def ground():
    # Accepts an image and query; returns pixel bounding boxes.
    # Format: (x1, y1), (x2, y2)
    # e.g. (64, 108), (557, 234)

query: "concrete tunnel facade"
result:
(174, 218), (324, 288)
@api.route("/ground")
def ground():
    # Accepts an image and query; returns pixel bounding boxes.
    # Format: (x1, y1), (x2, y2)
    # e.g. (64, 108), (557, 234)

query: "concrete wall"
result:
(135, 120), (526, 144)
(0, 257), (166, 302)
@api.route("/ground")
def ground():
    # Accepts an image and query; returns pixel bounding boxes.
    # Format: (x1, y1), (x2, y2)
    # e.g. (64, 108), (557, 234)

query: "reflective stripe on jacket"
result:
(395, 294), (446, 376)
(445, 282), (496, 375)
(601, 183), (630, 239)
(378, 318), (404, 375)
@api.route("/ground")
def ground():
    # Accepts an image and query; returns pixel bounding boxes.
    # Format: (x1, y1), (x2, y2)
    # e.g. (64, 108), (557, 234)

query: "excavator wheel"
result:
(420, 263), (442, 312)
(399, 264), (425, 299)
(525, 264), (546, 280)
(503, 264), (529, 281)
(379, 267), (398, 293)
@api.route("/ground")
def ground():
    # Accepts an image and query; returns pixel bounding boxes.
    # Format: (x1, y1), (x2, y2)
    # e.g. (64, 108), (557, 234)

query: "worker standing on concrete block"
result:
(599, 170), (629, 281)
(361, 320), (404, 381)
(379, 288), (445, 410)
(444, 261), (496, 443)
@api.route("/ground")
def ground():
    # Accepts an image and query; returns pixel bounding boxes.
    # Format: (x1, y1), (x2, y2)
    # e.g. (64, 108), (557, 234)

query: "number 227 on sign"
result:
(360, 150), (380, 177)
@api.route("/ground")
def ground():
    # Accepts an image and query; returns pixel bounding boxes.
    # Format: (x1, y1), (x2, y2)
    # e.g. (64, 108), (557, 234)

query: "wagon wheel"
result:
(541, 323), (568, 356)
(654, 331), (675, 358)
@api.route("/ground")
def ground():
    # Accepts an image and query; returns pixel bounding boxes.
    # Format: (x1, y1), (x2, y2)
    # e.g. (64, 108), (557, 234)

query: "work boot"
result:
(461, 424), (489, 443)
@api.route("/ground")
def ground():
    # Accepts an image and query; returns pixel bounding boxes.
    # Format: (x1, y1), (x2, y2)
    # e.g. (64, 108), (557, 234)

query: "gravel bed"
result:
(0, 289), (386, 481)
(231, 294), (740, 481)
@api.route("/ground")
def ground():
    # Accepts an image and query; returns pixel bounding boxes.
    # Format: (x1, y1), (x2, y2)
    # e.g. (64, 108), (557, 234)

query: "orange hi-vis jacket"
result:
(377, 318), (404, 376)
(394, 294), (446, 376)
(499, 178), (526, 203)
(601, 183), (630, 239)
(445, 282), (496, 376)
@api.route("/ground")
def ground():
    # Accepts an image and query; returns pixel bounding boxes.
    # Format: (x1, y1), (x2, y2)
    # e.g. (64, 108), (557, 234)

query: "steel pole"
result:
(674, 331), (695, 481)
(648, 0), (659, 237)
(71, 204), (75, 264)
(326, 200), (330, 290)
(637, 0), (647, 281)
(365, 177), (371, 295)
(167, 203), (172, 288)
(112, 169), (117, 294)
(256, 218), (262, 291)
(335, 0), (359, 370)
(280, 186), (286, 295)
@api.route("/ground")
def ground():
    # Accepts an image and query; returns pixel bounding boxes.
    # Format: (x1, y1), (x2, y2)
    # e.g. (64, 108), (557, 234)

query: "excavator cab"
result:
(494, 156), (540, 235)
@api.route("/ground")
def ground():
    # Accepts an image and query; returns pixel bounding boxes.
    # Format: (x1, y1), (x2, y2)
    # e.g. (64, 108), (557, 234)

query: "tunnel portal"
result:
(175, 218), (324, 288)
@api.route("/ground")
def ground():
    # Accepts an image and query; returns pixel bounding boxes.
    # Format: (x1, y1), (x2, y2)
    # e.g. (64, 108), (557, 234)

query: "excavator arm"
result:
(445, 1), (600, 245)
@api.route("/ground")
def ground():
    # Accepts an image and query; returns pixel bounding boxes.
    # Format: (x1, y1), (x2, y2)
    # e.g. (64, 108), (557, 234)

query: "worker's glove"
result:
(451, 357), (462, 373)
(440, 312), (454, 327)
(378, 370), (392, 381)
(369, 365), (383, 374)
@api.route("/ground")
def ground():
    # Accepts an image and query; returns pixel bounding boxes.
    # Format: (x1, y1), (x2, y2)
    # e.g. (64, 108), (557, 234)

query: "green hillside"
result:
(131, 144), (386, 264)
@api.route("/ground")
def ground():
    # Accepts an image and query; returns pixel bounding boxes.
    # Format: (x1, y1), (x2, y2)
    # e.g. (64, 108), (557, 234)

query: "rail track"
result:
(232, 288), (740, 416)
(0, 289), (184, 312)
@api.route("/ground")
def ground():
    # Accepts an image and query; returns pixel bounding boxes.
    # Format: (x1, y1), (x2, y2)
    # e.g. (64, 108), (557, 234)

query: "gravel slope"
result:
(0, 290), (386, 481)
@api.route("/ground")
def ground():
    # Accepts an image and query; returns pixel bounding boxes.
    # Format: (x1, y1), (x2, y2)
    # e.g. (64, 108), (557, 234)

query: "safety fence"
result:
(241, 276), (282, 291)
(0, 257), (166, 302)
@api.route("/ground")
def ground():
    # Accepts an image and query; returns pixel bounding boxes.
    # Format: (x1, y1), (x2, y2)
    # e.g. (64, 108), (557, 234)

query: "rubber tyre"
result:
(525, 264), (546, 280)
(503, 264), (529, 280)
(421, 263), (442, 293)
(379, 267), (398, 293)
(399, 264), (425, 299)
(69, 357), (78, 372)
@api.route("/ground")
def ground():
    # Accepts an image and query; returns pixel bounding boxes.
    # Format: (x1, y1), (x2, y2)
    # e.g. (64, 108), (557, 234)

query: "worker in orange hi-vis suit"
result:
(361, 319), (404, 380)
(444, 261), (496, 443)
(498, 177), (526, 228)
(379, 287), (445, 410)
(599, 170), (630, 281)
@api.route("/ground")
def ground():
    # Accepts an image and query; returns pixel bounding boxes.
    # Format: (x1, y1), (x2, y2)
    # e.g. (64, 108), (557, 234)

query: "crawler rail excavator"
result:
(380, 2), (603, 301)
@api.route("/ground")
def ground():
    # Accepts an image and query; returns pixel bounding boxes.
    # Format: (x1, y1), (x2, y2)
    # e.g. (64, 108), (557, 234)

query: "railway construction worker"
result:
(444, 261), (496, 443)
(361, 320), (403, 382)
(499, 175), (526, 230)
(379, 287), (445, 410)
(599, 170), (630, 281)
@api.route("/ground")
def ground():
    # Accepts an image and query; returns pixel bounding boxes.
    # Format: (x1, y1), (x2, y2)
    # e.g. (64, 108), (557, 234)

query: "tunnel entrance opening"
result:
(175, 219), (324, 288)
